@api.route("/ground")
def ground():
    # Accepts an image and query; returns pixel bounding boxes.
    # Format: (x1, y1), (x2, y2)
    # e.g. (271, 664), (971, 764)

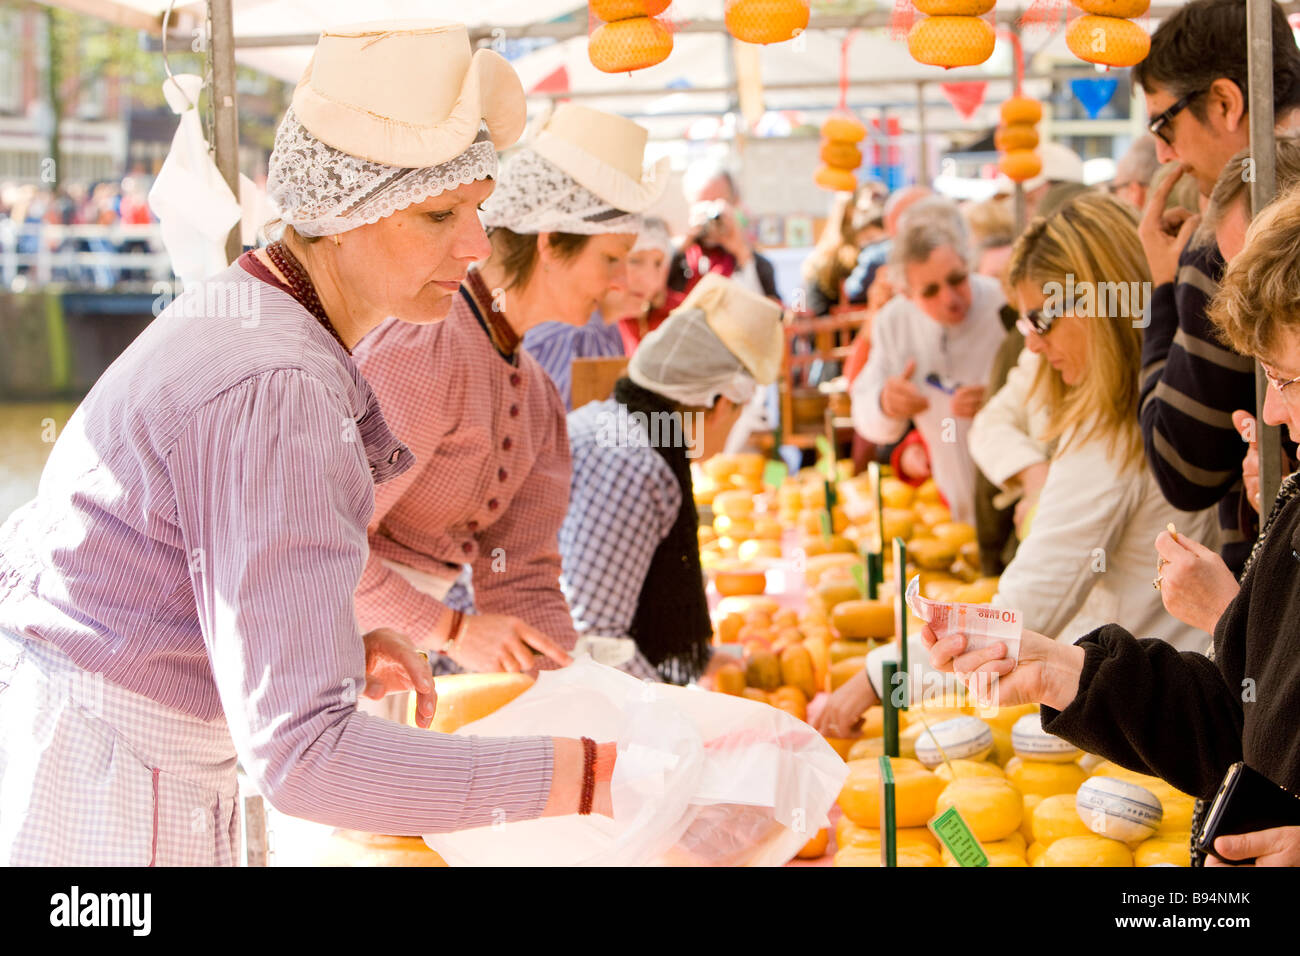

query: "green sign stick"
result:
(868, 461), (885, 559)
(881, 660), (899, 758)
(879, 755), (897, 868)
(893, 536), (909, 711)
(852, 561), (867, 600)
(865, 549), (881, 599)
(930, 807), (989, 867)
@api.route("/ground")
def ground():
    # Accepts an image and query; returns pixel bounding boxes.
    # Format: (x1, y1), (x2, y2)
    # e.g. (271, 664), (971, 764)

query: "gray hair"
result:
(888, 197), (970, 287)
(1115, 135), (1159, 188)
(684, 159), (738, 203)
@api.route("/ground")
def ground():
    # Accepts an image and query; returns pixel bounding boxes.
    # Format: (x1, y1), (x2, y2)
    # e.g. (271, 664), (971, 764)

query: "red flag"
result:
(939, 81), (987, 119)
(530, 66), (570, 96)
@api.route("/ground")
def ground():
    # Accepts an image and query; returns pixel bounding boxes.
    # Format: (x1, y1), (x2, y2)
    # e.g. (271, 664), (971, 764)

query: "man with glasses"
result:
(1133, 0), (1300, 575)
(850, 198), (1006, 525)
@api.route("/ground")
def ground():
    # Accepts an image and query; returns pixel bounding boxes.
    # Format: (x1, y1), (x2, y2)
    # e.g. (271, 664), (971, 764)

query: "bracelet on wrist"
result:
(443, 609), (465, 655)
(578, 737), (597, 816)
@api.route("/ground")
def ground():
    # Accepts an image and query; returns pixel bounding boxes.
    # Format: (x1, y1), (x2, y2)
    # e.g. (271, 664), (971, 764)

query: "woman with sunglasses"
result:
(816, 193), (1216, 741)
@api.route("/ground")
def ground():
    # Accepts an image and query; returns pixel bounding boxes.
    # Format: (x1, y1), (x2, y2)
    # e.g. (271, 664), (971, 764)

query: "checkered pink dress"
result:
(0, 629), (239, 866)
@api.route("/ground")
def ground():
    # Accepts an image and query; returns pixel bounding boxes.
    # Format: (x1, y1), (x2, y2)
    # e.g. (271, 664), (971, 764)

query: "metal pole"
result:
(1248, 0), (1282, 515)
(916, 82), (930, 186)
(209, 0), (242, 265)
(1014, 184), (1026, 233)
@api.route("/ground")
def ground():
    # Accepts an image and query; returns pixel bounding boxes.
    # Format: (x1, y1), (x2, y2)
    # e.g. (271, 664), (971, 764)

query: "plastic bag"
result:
(423, 659), (848, 866)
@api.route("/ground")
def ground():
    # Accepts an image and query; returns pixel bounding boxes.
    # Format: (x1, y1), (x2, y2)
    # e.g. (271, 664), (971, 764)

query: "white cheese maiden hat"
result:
(629, 273), (785, 408)
(481, 103), (670, 236)
(267, 19), (526, 237)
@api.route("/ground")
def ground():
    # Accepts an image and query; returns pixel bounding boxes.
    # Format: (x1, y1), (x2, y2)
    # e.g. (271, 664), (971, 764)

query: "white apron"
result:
(0, 628), (239, 866)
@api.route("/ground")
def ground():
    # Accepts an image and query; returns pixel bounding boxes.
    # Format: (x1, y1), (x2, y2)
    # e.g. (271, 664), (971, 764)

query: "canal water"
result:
(0, 400), (80, 524)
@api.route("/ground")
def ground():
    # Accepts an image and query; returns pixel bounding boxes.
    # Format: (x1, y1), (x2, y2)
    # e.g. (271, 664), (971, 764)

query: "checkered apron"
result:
(0, 629), (240, 866)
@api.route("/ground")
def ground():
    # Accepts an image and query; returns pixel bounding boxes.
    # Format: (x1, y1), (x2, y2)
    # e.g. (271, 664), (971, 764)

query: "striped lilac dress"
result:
(0, 254), (552, 865)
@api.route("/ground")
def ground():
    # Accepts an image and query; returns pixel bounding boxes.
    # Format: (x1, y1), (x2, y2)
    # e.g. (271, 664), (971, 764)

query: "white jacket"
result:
(850, 274), (1007, 524)
(971, 351), (1217, 652)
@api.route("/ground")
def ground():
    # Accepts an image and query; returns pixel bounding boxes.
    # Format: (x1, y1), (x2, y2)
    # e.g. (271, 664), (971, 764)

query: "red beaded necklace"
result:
(265, 239), (351, 355)
(464, 267), (521, 357)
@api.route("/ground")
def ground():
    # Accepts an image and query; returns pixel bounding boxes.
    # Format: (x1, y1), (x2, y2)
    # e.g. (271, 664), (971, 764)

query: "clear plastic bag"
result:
(423, 659), (848, 866)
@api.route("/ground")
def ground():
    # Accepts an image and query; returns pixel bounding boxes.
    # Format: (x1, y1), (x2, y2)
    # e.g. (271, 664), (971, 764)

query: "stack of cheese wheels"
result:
(907, 0), (997, 68)
(997, 96), (1043, 183)
(1076, 776), (1164, 844)
(1066, 0), (1151, 68)
(588, 0), (674, 73)
(724, 0), (810, 45)
(816, 114), (867, 192)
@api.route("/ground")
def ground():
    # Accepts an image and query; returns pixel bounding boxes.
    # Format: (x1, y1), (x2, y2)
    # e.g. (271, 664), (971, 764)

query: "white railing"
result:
(0, 221), (174, 289)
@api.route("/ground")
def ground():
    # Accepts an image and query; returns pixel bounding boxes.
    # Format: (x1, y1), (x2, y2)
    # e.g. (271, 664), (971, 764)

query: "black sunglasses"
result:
(1016, 307), (1056, 338)
(1147, 89), (1207, 146)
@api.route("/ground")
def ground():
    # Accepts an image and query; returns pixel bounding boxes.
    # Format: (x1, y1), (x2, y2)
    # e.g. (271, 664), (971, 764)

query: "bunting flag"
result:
(529, 65), (570, 95)
(939, 81), (988, 119)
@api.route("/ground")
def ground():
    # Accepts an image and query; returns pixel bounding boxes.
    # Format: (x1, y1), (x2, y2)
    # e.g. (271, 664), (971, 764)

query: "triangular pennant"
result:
(529, 65), (570, 96)
(939, 81), (988, 119)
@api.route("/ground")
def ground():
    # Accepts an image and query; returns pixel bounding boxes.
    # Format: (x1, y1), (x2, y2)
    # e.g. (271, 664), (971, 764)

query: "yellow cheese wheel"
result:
(1032, 793), (1093, 846)
(725, 0), (812, 46)
(317, 830), (449, 867)
(830, 656), (868, 691)
(913, 0), (994, 13)
(907, 536), (958, 571)
(588, 16), (674, 73)
(419, 673), (534, 733)
(1044, 834), (1133, 867)
(996, 831), (1027, 854)
(821, 115), (867, 143)
(838, 758), (947, 828)
(1000, 96), (1043, 125)
(1027, 841), (1046, 864)
(820, 140), (863, 169)
(1135, 835), (1191, 867)
(835, 843), (941, 866)
(805, 552), (863, 587)
(907, 15), (996, 68)
(934, 758), (1006, 783)
(815, 165), (860, 193)
(880, 507), (917, 542)
(737, 539), (781, 562)
(1074, 0), (1149, 15)
(999, 149), (1043, 183)
(880, 476), (916, 510)
(1066, 14), (1151, 68)
(837, 821), (941, 850)
(1156, 793), (1197, 835)
(930, 521), (977, 551)
(981, 701), (1040, 735)
(1021, 793), (1044, 842)
(829, 638), (875, 663)
(590, 0), (671, 20)
(935, 779), (1023, 842)
(1007, 757), (1088, 797)
(712, 489), (756, 518)
(953, 577), (1001, 605)
(995, 123), (1040, 152)
(831, 599), (895, 639)
(913, 502), (952, 528)
(714, 565), (767, 596)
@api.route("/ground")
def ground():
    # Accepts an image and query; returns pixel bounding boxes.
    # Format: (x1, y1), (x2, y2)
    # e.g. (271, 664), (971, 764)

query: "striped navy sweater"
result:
(1139, 240), (1260, 575)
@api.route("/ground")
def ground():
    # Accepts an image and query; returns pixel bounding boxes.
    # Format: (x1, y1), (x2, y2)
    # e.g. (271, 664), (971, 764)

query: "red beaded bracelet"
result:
(578, 737), (597, 815)
(444, 609), (465, 654)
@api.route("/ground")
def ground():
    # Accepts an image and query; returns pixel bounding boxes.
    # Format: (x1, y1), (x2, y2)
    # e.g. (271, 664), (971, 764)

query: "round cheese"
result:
(914, 716), (995, 768)
(1075, 776), (1163, 844)
(1011, 713), (1081, 762)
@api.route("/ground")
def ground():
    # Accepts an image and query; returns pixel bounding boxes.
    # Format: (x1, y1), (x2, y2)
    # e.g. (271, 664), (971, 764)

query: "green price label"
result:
(851, 562), (867, 598)
(762, 459), (788, 488)
(818, 510), (832, 540)
(815, 435), (835, 479)
(929, 807), (989, 867)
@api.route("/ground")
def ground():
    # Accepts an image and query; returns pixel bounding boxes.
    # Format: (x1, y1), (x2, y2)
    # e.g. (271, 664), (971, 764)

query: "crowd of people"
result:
(2, 0), (1299, 867)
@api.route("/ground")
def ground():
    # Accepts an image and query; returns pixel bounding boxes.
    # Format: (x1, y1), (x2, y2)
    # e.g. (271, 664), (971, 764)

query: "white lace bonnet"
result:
(266, 20), (526, 237)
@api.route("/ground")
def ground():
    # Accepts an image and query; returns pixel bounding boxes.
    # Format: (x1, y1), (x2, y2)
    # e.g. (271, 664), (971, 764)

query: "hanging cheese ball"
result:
(908, 16), (997, 68)
(820, 140), (863, 168)
(589, 16), (674, 72)
(590, 0), (672, 20)
(913, 0), (995, 13)
(995, 124), (1040, 152)
(1067, 14), (1151, 68)
(999, 149), (1043, 182)
(815, 165), (860, 193)
(822, 114), (867, 143)
(725, 0), (810, 45)
(1000, 96), (1043, 126)
(1073, 0), (1150, 17)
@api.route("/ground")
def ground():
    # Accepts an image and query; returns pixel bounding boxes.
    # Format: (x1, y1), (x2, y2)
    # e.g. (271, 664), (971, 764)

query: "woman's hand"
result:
(1012, 461), (1050, 535)
(361, 627), (437, 728)
(448, 613), (573, 674)
(812, 668), (880, 738)
(1206, 826), (1300, 867)
(1154, 529), (1239, 634)
(920, 623), (1085, 712)
(950, 384), (986, 419)
(1138, 165), (1201, 286)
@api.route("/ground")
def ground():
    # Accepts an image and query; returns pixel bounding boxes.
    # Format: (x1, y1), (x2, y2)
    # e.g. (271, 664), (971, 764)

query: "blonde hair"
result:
(1208, 181), (1300, 359)
(1197, 132), (1300, 249)
(1007, 192), (1149, 472)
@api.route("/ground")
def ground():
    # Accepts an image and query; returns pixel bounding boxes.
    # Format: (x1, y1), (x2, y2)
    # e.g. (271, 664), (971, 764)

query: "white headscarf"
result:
(479, 147), (643, 236)
(266, 108), (498, 237)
